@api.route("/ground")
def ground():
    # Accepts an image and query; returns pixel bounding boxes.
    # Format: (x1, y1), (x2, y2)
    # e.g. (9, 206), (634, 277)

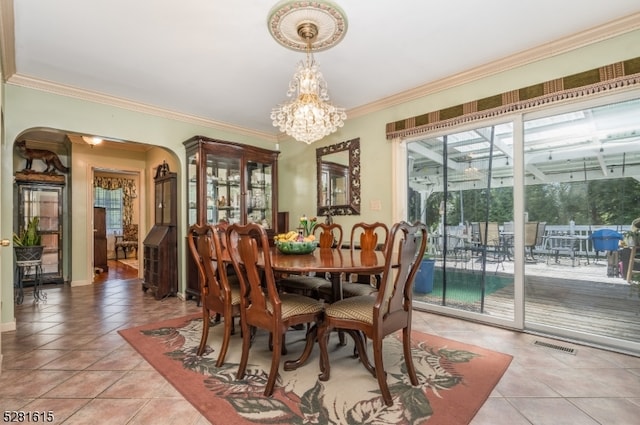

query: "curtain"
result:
(93, 177), (137, 225)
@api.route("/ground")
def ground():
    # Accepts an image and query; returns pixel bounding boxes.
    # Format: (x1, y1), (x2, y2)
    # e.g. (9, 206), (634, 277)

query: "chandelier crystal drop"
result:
(267, 1), (348, 144)
(271, 51), (346, 144)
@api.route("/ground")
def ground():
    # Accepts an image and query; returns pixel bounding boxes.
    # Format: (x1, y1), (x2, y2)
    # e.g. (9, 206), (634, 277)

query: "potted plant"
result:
(13, 216), (44, 262)
(623, 229), (640, 247)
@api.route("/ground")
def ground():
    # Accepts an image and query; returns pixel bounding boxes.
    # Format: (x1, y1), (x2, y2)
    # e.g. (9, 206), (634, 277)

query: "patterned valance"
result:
(93, 176), (137, 226)
(386, 57), (640, 140)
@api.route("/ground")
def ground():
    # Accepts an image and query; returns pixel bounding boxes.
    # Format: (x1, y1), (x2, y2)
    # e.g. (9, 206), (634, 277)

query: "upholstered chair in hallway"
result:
(115, 223), (138, 259)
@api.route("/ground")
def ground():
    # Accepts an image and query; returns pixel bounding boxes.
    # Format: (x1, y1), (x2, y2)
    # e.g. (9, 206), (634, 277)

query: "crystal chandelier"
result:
(268, 1), (348, 144)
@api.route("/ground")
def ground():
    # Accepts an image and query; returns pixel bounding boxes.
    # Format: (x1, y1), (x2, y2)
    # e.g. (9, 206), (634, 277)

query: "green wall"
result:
(2, 28), (640, 329)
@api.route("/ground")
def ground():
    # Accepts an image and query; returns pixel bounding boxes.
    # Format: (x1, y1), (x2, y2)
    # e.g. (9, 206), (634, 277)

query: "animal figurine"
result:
(15, 140), (69, 174)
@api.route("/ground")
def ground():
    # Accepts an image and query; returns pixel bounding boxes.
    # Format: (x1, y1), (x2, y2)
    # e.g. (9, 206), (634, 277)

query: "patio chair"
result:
(478, 221), (505, 272)
(535, 222), (547, 253)
(278, 223), (343, 298)
(114, 223), (138, 259)
(501, 221), (514, 260)
(226, 222), (324, 397)
(316, 221), (427, 406)
(187, 223), (241, 364)
(525, 221), (539, 261)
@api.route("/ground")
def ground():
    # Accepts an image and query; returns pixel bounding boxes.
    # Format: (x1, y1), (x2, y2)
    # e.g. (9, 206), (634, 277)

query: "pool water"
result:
(419, 268), (513, 304)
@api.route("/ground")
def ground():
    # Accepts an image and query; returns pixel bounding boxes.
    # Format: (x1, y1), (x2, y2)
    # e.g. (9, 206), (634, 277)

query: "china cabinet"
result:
(183, 136), (279, 302)
(142, 163), (178, 299)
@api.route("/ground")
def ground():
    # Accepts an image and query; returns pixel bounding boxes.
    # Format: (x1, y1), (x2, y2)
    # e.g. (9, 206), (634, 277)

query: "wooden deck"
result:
(413, 255), (640, 345)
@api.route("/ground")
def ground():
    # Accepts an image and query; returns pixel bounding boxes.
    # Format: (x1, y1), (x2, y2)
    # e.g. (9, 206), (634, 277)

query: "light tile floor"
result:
(1, 261), (640, 424)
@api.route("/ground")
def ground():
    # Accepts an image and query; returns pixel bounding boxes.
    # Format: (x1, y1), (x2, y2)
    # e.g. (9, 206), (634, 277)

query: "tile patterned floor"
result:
(1, 260), (640, 424)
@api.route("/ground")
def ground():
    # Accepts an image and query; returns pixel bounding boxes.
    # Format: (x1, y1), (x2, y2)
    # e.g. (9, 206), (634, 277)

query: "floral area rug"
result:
(118, 315), (512, 425)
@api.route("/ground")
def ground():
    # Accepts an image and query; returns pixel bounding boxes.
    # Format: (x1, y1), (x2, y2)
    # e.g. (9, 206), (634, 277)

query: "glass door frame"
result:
(398, 115), (524, 330)
(396, 87), (640, 355)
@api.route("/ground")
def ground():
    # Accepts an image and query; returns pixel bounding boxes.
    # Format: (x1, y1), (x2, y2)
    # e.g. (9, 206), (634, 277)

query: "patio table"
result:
(543, 234), (590, 266)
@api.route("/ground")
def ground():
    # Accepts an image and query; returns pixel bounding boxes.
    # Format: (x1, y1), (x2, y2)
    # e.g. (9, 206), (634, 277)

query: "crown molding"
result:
(6, 74), (279, 142)
(348, 12), (640, 120)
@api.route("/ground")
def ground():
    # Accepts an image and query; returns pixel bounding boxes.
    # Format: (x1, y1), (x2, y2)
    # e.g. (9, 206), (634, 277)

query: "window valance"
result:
(386, 57), (640, 140)
(93, 176), (137, 225)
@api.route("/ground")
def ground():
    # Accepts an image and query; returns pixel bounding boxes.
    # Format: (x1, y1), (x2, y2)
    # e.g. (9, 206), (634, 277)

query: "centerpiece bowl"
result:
(276, 240), (318, 255)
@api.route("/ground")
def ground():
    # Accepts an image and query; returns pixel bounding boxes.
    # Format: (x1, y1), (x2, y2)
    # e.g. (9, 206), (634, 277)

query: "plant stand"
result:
(15, 259), (46, 304)
(14, 246), (46, 304)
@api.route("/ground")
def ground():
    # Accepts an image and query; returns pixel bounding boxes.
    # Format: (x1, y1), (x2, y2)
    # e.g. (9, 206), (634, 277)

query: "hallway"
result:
(1, 260), (640, 424)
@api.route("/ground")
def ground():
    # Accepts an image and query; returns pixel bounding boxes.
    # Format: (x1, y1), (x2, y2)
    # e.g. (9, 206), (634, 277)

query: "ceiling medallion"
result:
(268, 1), (348, 144)
(267, 1), (348, 52)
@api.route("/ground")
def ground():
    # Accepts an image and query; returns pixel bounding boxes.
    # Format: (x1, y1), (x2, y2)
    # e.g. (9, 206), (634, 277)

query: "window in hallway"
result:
(94, 186), (124, 235)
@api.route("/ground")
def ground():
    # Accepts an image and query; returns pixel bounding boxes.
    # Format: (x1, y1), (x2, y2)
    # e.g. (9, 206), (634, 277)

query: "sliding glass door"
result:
(523, 96), (640, 352)
(405, 92), (640, 354)
(407, 123), (515, 320)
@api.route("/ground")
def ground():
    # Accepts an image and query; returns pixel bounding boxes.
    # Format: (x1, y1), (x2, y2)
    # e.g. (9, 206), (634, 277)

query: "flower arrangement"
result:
(299, 214), (317, 238)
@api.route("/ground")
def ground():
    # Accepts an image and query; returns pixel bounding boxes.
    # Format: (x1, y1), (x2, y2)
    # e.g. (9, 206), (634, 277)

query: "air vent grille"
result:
(534, 340), (576, 355)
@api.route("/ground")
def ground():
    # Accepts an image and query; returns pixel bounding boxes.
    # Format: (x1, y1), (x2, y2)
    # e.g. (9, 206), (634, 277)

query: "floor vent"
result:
(534, 340), (576, 355)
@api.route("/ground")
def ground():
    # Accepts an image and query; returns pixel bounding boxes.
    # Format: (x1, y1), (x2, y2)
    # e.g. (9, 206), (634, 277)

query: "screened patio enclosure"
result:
(406, 95), (640, 355)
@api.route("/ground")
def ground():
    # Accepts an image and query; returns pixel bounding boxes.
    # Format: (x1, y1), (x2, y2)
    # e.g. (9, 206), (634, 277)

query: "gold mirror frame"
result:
(316, 137), (360, 216)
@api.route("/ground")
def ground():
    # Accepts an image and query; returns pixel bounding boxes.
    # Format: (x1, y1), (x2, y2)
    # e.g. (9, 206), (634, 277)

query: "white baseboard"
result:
(1, 319), (17, 333)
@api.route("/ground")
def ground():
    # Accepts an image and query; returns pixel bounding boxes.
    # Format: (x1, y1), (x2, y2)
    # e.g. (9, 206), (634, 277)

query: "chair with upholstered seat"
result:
(226, 222), (325, 397)
(278, 223), (343, 298)
(317, 221), (427, 406)
(336, 221), (389, 298)
(115, 223), (138, 259)
(187, 223), (241, 365)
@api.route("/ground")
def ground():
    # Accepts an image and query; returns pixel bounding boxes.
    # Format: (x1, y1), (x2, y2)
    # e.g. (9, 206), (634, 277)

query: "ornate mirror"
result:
(317, 138), (360, 216)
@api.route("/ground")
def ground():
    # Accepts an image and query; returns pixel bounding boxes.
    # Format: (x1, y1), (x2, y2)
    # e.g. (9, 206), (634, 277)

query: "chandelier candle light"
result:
(268, 1), (348, 144)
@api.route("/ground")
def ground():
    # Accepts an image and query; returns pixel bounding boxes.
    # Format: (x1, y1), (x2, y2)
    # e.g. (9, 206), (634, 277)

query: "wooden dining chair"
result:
(278, 223), (343, 298)
(225, 222), (325, 397)
(337, 221), (389, 298)
(187, 223), (241, 365)
(316, 221), (428, 406)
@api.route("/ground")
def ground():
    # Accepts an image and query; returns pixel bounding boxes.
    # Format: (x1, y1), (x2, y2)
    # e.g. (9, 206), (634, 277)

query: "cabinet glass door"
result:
(154, 182), (163, 225)
(162, 180), (172, 225)
(187, 153), (197, 226)
(206, 153), (241, 224)
(18, 185), (63, 282)
(247, 161), (273, 229)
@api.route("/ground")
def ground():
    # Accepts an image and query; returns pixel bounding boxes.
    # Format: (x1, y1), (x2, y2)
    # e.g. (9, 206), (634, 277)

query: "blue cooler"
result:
(590, 229), (622, 252)
(590, 229), (622, 277)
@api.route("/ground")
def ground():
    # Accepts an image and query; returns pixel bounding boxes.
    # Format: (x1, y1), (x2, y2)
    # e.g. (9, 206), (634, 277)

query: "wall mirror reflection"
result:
(317, 138), (360, 216)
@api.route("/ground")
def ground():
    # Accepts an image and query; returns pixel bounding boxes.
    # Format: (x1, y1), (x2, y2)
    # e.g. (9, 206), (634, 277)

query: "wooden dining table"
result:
(266, 246), (386, 302)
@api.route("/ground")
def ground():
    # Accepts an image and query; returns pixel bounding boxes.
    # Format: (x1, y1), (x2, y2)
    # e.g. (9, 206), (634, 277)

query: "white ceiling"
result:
(2, 1), (640, 141)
